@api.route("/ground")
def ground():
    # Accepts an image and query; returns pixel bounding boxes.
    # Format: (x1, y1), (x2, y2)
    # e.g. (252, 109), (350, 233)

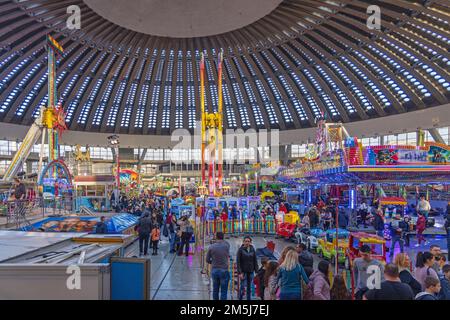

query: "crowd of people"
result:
(206, 231), (450, 300)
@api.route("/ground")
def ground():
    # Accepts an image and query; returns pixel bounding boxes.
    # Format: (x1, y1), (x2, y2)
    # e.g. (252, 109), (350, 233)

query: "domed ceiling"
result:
(0, 0), (449, 135)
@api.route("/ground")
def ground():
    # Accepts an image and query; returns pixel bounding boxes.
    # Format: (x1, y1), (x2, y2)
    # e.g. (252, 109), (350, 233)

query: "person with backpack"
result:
(415, 276), (441, 300)
(394, 253), (422, 296)
(414, 251), (439, 291)
(136, 211), (152, 256)
(309, 260), (331, 300)
(177, 216), (194, 256)
(150, 225), (161, 256)
(236, 236), (259, 300)
(276, 250), (309, 300)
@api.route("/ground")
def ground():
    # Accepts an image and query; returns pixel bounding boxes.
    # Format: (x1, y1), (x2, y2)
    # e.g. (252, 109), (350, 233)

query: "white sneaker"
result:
(414, 244), (420, 247)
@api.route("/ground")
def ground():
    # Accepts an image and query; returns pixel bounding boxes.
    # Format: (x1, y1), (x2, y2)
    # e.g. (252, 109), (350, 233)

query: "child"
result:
(254, 257), (269, 300)
(415, 212), (426, 247)
(151, 225), (161, 256)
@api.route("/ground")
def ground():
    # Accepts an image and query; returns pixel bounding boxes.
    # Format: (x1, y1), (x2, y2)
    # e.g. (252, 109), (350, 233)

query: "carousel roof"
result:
(0, 0), (449, 135)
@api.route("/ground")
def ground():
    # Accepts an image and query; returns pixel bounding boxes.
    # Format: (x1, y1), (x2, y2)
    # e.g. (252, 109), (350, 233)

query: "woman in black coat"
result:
(237, 236), (258, 300)
(394, 253), (422, 296)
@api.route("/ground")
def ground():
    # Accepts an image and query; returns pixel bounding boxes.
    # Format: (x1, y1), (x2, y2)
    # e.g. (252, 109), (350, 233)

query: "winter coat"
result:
(137, 215), (152, 236)
(439, 275), (450, 300)
(338, 211), (348, 228)
(399, 269), (422, 296)
(298, 251), (314, 277)
(416, 215), (426, 232)
(236, 245), (258, 274)
(309, 270), (331, 300)
(373, 214), (385, 231)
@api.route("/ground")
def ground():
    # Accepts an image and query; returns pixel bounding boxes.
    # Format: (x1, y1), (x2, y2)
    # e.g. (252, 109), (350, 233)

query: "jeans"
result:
(239, 272), (254, 300)
(169, 231), (176, 252)
(390, 236), (404, 256)
(178, 232), (191, 255)
(139, 234), (150, 255)
(151, 240), (159, 254)
(279, 291), (301, 300)
(377, 230), (384, 238)
(211, 269), (230, 300)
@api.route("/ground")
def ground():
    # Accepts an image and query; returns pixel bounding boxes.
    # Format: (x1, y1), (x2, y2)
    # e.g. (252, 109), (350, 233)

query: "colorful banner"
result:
(428, 145), (449, 164)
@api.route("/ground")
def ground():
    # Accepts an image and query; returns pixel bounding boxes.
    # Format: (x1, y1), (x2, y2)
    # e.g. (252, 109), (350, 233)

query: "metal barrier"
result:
(205, 218), (278, 236)
(5, 199), (43, 228)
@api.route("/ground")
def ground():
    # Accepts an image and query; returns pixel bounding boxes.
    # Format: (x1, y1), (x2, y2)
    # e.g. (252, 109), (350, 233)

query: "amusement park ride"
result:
(200, 51), (224, 197)
(2, 35), (72, 191)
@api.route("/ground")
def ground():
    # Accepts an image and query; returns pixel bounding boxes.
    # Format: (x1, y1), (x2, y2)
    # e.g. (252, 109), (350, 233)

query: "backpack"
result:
(186, 225), (194, 234)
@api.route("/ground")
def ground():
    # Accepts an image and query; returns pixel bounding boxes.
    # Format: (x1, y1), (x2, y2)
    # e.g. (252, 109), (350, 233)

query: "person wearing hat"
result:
(353, 244), (385, 300)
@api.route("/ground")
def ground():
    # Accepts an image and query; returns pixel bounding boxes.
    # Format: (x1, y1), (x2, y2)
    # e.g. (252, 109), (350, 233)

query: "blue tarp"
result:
(19, 213), (138, 234)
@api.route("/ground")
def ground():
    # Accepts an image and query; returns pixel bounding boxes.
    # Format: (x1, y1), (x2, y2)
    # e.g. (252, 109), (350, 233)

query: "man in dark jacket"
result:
(137, 211), (152, 256)
(309, 208), (320, 228)
(296, 243), (314, 277)
(439, 264), (450, 300)
(338, 209), (348, 229)
(95, 216), (108, 234)
(389, 213), (409, 257)
(237, 236), (258, 300)
(373, 209), (385, 237)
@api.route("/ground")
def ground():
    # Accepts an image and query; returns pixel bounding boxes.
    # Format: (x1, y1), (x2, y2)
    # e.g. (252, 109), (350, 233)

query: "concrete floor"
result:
(122, 231), (448, 300)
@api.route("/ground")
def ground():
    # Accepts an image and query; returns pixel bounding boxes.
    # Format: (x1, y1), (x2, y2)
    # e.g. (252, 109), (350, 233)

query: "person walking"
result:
(263, 261), (279, 300)
(150, 225), (160, 255)
(415, 276), (441, 300)
(415, 212), (427, 247)
(373, 209), (385, 238)
(309, 260), (331, 300)
(414, 251), (439, 291)
(438, 264), (450, 300)
(167, 214), (178, 253)
(363, 264), (414, 300)
(136, 211), (152, 256)
(394, 253), (422, 296)
(177, 216), (194, 256)
(417, 195), (431, 218)
(353, 245), (385, 299)
(276, 250), (310, 300)
(330, 274), (351, 300)
(296, 243), (314, 277)
(236, 236), (258, 300)
(206, 232), (231, 300)
(388, 213), (409, 258)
